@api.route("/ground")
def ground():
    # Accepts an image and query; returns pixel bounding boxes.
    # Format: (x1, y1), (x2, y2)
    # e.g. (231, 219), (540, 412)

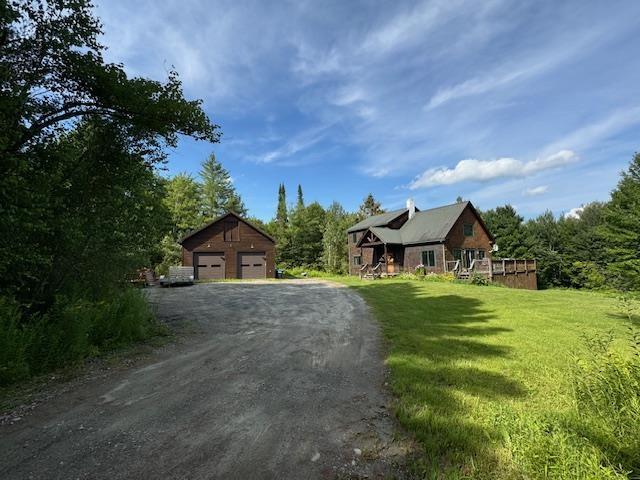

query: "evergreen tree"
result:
(358, 193), (384, 219)
(200, 153), (245, 218)
(482, 205), (529, 258)
(290, 202), (326, 267)
(600, 153), (640, 290)
(297, 184), (305, 210)
(276, 184), (288, 227)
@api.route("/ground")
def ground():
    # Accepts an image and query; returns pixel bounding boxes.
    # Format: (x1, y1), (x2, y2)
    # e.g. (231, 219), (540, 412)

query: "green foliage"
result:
(600, 153), (640, 291)
(358, 193), (384, 220)
(199, 153), (246, 219)
(163, 173), (204, 235)
(0, 289), (163, 386)
(322, 202), (356, 274)
(482, 205), (529, 258)
(469, 272), (491, 286)
(0, 0), (214, 384)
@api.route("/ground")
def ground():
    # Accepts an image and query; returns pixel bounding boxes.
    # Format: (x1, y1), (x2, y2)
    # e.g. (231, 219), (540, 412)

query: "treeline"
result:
(0, 1), (216, 385)
(481, 153), (640, 291)
(159, 163), (385, 275)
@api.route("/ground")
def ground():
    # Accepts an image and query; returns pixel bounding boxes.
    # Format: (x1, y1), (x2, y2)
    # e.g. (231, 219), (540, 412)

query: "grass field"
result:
(336, 277), (639, 479)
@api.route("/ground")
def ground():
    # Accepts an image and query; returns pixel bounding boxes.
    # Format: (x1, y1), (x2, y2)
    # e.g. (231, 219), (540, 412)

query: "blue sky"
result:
(96, 1), (640, 221)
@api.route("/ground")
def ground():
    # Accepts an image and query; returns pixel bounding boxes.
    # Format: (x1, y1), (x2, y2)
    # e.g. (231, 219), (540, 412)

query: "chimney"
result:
(406, 198), (416, 220)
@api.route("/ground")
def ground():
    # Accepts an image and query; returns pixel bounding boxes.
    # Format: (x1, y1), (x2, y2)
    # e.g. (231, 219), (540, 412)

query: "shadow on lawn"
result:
(349, 280), (525, 474)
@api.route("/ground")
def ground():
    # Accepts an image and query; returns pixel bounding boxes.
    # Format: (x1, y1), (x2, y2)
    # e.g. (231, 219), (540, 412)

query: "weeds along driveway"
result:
(0, 280), (408, 480)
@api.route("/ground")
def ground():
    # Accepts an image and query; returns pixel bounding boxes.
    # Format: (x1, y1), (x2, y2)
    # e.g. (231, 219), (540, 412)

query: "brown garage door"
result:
(195, 253), (225, 280)
(238, 252), (266, 279)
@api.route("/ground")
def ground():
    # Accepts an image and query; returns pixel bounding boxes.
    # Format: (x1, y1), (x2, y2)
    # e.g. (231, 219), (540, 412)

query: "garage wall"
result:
(181, 217), (276, 279)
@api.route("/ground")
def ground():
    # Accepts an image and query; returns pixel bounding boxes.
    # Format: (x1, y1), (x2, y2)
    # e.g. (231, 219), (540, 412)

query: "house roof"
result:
(399, 201), (470, 244)
(179, 211), (275, 244)
(354, 201), (493, 246)
(346, 208), (407, 233)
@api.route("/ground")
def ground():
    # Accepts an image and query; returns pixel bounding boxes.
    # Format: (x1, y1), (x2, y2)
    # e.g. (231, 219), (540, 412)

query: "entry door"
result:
(196, 253), (225, 280)
(238, 252), (266, 279)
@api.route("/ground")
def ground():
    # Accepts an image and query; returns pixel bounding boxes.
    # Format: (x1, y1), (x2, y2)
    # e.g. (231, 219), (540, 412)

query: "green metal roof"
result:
(369, 226), (403, 244)
(346, 208), (407, 233)
(352, 201), (473, 245)
(399, 202), (469, 244)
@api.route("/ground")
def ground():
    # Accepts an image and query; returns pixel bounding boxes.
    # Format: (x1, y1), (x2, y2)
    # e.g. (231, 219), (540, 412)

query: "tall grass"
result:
(0, 288), (163, 386)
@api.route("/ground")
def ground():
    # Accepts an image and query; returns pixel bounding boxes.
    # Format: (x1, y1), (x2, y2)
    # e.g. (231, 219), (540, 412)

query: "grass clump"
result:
(0, 288), (164, 387)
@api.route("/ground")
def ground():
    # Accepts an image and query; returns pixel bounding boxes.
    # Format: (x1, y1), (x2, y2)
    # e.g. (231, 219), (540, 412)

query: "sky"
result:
(95, 0), (640, 221)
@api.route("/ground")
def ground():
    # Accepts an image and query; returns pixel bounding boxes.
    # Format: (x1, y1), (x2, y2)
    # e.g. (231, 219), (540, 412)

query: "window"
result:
(477, 249), (485, 259)
(453, 249), (462, 261)
(224, 220), (239, 242)
(351, 232), (357, 243)
(463, 223), (474, 237)
(421, 250), (436, 267)
(353, 255), (362, 266)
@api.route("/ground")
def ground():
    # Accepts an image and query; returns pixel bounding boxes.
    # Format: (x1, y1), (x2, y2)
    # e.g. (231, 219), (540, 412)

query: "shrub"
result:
(0, 297), (30, 385)
(571, 325), (640, 474)
(0, 288), (162, 386)
(469, 272), (491, 286)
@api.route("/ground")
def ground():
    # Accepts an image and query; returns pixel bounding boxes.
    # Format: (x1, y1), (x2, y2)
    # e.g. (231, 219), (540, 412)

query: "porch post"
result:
(383, 243), (388, 274)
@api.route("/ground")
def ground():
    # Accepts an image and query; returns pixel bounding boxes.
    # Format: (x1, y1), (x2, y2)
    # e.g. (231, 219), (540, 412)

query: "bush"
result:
(0, 289), (162, 387)
(0, 297), (31, 385)
(571, 325), (640, 474)
(469, 272), (491, 286)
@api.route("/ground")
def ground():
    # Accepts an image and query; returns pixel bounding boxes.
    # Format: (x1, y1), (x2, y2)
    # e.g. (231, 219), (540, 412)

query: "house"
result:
(347, 200), (494, 276)
(180, 212), (276, 280)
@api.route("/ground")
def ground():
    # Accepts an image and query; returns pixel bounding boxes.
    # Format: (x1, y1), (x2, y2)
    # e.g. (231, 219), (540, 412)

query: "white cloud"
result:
(523, 185), (549, 196)
(409, 150), (577, 189)
(256, 124), (332, 164)
(564, 207), (584, 219)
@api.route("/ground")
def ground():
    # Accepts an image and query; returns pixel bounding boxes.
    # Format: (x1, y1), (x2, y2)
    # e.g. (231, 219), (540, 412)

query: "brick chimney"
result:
(406, 198), (416, 220)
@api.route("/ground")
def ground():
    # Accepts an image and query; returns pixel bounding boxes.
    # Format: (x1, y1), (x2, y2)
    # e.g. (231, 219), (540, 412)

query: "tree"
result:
(0, 1), (218, 158)
(0, 0), (217, 306)
(276, 184), (288, 228)
(482, 205), (529, 258)
(600, 153), (640, 290)
(199, 153), (246, 218)
(322, 202), (357, 274)
(297, 184), (305, 210)
(358, 193), (384, 219)
(163, 174), (203, 236)
(289, 202), (326, 267)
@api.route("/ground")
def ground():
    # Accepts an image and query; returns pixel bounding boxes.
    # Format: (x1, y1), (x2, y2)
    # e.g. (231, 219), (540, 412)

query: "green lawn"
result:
(335, 277), (638, 479)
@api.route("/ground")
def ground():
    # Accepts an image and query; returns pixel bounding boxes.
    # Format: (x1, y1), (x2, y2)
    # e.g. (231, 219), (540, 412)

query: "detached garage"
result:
(180, 212), (276, 280)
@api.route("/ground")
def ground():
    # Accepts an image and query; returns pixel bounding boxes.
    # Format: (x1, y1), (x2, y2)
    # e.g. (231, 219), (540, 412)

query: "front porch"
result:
(357, 242), (404, 279)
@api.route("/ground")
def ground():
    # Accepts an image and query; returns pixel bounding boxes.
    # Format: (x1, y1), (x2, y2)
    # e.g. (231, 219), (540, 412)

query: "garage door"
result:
(195, 253), (225, 280)
(238, 252), (266, 279)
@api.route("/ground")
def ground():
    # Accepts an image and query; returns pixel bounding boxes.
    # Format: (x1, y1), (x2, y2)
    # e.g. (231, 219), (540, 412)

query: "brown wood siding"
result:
(444, 205), (493, 263)
(348, 230), (374, 275)
(403, 243), (445, 273)
(492, 271), (537, 290)
(182, 217), (275, 279)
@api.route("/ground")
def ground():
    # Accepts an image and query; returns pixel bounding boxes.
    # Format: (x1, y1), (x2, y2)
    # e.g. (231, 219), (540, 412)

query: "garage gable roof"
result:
(179, 211), (275, 244)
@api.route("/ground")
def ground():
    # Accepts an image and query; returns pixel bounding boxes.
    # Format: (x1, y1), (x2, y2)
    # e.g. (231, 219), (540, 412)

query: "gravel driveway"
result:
(0, 280), (408, 479)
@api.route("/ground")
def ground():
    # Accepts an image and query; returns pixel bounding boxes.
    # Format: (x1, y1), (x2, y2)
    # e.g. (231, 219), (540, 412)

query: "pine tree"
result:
(276, 184), (288, 227)
(600, 153), (640, 290)
(482, 205), (529, 258)
(200, 153), (246, 218)
(297, 184), (304, 210)
(358, 193), (384, 219)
